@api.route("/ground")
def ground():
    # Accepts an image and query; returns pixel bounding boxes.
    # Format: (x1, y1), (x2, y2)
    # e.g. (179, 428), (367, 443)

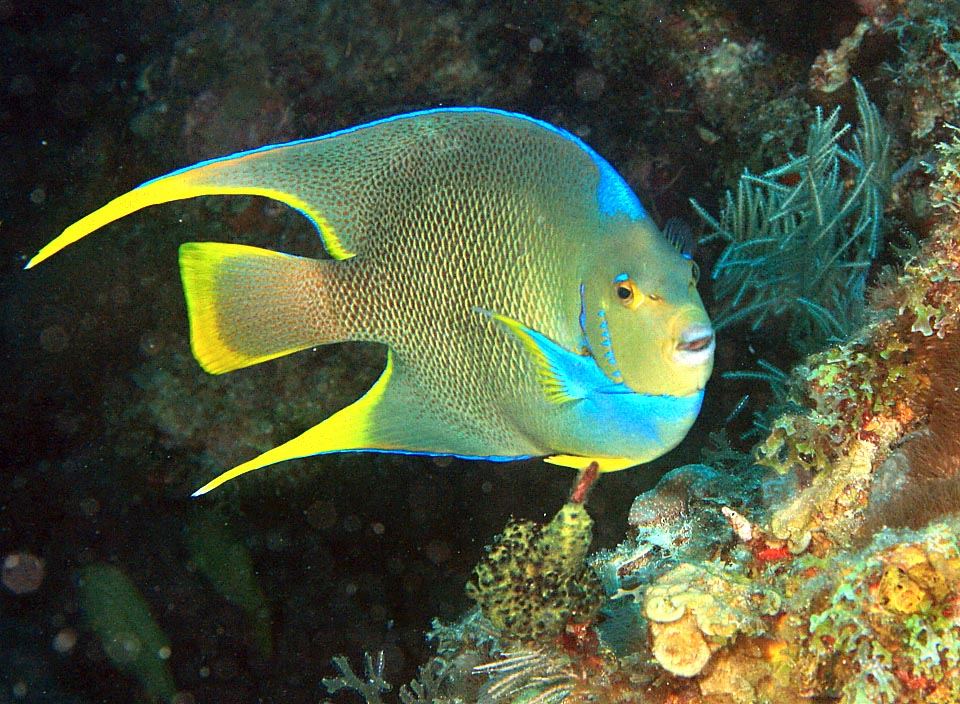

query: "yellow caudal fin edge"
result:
(544, 454), (640, 473)
(179, 241), (341, 374)
(26, 146), (351, 270)
(191, 353), (396, 496)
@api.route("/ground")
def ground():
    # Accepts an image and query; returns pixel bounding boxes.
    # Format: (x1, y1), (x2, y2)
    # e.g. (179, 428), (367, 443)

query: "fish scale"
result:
(361, 190), (554, 451)
(342, 135), (580, 451)
(26, 107), (714, 495)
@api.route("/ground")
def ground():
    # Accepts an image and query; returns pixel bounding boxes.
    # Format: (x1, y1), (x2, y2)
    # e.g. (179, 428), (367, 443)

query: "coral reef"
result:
(803, 521), (960, 703)
(928, 124), (960, 214)
(370, 93), (960, 704)
(643, 561), (782, 678)
(810, 0), (960, 143)
(757, 210), (960, 552)
(809, 18), (873, 95)
(9, 0), (960, 702)
(332, 18), (960, 698)
(881, 0), (960, 140)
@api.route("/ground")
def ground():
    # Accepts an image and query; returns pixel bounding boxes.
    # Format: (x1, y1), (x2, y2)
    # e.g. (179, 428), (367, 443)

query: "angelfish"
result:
(27, 108), (715, 495)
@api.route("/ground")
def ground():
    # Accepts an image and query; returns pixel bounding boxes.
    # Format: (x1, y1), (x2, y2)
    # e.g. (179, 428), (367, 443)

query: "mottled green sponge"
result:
(466, 502), (603, 640)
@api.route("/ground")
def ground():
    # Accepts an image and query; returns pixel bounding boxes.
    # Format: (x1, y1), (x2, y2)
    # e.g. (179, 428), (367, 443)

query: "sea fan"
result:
(691, 80), (892, 350)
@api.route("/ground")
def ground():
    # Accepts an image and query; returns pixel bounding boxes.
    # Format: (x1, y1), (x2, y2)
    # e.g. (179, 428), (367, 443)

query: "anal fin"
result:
(192, 352), (399, 495)
(191, 350), (537, 495)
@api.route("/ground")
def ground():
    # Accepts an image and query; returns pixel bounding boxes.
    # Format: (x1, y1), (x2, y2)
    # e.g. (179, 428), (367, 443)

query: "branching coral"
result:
(691, 80), (892, 349)
(355, 114), (960, 704)
(323, 646), (476, 704)
(320, 14), (960, 704)
(323, 652), (393, 704)
(738, 117), (960, 501)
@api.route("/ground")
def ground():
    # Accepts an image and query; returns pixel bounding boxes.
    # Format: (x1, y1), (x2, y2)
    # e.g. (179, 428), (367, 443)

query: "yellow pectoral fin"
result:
(544, 454), (640, 473)
(191, 352), (396, 496)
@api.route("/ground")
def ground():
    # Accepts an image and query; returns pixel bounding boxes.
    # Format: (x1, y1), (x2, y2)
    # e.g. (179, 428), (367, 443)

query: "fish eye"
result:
(614, 277), (643, 308)
(691, 261), (700, 284)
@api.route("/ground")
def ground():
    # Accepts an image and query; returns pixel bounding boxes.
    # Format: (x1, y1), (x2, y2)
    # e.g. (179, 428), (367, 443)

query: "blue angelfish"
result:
(27, 108), (715, 495)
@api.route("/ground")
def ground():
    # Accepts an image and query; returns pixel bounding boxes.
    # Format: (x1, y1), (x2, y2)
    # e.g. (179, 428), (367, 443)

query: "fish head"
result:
(581, 217), (714, 397)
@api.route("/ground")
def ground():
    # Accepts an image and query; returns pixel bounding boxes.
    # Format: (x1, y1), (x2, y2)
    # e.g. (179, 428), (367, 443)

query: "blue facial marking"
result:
(596, 308), (622, 382)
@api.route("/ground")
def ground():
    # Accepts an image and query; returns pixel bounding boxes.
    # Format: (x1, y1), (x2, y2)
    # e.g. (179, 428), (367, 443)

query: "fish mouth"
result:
(673, 323), (715, 367)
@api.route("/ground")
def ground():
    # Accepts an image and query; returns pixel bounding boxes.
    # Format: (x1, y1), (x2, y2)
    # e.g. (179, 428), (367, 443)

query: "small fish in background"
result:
(27, 108), (714, 495)
(79, 564), (178, 702)
(184, 513), (273, 659)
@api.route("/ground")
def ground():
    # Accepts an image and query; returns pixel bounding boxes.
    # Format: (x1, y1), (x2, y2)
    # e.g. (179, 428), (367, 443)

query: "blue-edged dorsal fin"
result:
(475, 308), (592, 404)
(26, 107), (648, 269)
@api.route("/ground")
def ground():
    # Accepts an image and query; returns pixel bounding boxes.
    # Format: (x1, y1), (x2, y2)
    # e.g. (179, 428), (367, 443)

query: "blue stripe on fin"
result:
(475, 307), (599, 404)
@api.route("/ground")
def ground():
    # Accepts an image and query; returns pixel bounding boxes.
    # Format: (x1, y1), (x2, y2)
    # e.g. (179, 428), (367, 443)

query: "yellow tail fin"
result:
(179, 242), (344, 374)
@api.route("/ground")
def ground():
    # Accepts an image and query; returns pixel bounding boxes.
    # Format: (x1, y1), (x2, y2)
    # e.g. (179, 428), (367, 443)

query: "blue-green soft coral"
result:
(692, 81), (892, 350)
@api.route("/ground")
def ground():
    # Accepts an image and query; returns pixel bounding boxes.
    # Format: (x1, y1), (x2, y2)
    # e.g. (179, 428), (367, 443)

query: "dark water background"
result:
(0, 1), (859, 701)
